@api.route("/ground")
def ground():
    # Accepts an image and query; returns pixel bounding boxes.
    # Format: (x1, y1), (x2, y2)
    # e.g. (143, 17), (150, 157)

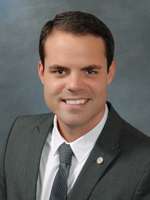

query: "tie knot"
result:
(58, 143), (73, 165)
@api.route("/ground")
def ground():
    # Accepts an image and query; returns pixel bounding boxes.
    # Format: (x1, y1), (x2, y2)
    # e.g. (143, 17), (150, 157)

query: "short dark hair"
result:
(39, 11), (115, 69)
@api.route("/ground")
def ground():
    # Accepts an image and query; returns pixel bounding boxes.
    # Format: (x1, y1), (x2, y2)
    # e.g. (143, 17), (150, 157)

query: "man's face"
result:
(38, 30), (116, 135)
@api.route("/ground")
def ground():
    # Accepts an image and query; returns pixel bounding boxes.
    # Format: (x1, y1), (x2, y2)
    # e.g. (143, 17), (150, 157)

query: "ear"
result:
(38, 61), (45, 84)
(107, 60), (116, 85)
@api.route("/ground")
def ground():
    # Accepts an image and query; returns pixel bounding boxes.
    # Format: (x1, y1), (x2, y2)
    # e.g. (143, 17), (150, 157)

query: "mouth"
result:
(62, 98), (90, 105)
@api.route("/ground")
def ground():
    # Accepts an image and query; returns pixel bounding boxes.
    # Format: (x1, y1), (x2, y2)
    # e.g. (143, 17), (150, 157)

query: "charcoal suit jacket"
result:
(1, 103), (150, 200)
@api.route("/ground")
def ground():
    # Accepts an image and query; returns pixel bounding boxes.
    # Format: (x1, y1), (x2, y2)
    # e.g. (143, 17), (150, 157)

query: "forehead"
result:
(45, 30), (106, 52)
(44, 30), (107, 66)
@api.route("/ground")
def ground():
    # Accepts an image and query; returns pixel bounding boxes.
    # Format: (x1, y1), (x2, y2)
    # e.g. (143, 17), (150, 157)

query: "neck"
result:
(57, 109), (106, 142)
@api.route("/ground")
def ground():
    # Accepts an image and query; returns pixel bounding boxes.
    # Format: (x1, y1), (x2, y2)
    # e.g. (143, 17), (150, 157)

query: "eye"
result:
(56, 68), (66, 74)
(85, 68), (98, 75)
(50, 67), (67, 76)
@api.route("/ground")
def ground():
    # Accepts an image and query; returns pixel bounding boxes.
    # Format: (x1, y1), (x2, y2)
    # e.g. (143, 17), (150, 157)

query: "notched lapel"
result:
(68, 104), (122, 200)
(68, 143), (120, 200)
(25, 114), (54, 199)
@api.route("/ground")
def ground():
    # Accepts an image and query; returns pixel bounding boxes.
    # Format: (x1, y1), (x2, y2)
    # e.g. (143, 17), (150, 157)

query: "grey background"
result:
(0, 0), (150, 147)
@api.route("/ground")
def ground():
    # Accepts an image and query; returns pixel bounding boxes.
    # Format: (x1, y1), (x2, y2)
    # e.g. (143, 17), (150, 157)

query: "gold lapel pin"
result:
(96, 156), (104, 165)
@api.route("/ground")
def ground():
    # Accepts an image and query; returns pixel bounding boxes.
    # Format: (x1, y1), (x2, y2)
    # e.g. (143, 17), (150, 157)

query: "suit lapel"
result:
(21, 104), (123, 200)
(68, 104), (122, 200)
(24, 114), (54, 199)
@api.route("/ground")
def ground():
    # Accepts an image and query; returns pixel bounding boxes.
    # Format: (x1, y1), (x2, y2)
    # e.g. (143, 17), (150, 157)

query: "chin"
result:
(58, 114), (86, 127)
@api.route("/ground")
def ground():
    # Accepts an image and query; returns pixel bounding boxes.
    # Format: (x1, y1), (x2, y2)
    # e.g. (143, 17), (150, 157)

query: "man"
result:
(1, 11), (150, 200)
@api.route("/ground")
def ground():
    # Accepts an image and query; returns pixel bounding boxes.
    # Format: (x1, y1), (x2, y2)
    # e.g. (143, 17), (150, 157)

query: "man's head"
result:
(39, 11), (114, 70)
(38, 11), (116, 141)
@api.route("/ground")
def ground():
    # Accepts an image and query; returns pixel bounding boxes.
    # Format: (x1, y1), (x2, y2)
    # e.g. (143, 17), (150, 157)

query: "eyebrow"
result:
(81, 64), (103, 70)
(46, 64), (68, 70)
(46, 64), (103, 70)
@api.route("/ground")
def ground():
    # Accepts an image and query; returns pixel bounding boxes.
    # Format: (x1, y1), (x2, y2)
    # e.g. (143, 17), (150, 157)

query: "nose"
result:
(65, 72), (85, 92)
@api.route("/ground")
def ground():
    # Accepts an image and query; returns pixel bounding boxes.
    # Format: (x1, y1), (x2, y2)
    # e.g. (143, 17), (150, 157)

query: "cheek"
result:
(44, 79), (65, 95)
(90, 78), (108, 94)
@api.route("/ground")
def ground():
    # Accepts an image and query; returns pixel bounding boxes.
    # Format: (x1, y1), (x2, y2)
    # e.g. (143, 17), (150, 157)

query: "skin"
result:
(38, 30), (116, 142)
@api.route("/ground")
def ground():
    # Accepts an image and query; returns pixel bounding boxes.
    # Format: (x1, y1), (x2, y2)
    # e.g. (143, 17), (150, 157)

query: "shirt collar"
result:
(50, 104), (108, 162)
(50, 117), (66, 156)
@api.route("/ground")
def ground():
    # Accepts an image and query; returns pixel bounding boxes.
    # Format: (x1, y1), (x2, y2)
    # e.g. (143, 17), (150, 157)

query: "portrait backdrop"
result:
(0, 0), (150, 148)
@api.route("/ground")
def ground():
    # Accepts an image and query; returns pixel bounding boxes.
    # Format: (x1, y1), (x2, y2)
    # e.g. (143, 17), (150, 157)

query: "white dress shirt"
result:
(36, 105), (108, 200)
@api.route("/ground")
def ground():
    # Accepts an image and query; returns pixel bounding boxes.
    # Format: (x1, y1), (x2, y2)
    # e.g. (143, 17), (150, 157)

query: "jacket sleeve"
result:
(133, 161), (150, 200)
(0, 141), (7, 200)
(0, 117), (19, 200)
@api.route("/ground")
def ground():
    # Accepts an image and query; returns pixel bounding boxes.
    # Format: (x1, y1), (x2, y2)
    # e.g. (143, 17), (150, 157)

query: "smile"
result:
(63, 99), (89, 105)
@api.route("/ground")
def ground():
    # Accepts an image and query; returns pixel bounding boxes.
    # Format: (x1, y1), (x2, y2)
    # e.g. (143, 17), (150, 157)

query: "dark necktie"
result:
(49, 143), (73, 200)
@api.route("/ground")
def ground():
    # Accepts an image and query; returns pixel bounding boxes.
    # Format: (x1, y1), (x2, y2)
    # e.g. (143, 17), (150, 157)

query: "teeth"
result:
(65, 99), (87, 105)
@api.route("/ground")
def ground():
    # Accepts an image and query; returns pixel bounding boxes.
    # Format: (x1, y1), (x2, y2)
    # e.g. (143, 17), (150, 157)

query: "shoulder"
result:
(109, 105), (150, 190)
(112, 110), (150, 174)
(120, 122), (150, 198)
(14, 112), (53, 124)
(3, 113), (54, 160)
(5, 113), (54, 149)
(120, 119), (150, 154)
(108, 102), (150, 157)
(11, 113), (54, 130)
